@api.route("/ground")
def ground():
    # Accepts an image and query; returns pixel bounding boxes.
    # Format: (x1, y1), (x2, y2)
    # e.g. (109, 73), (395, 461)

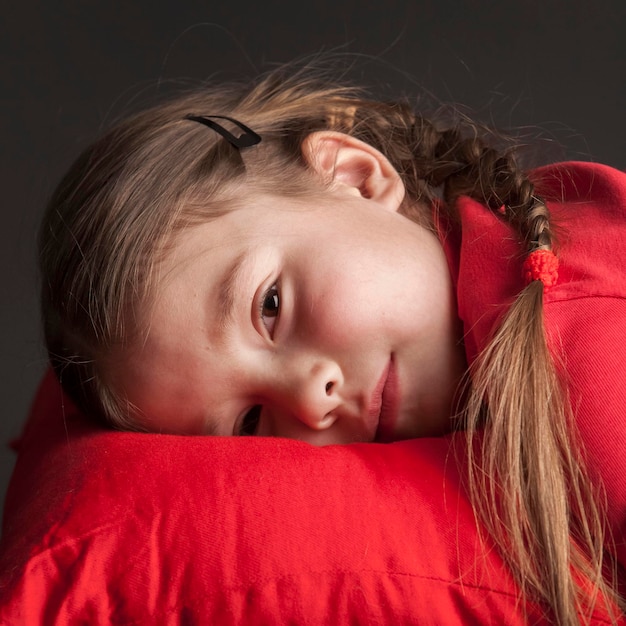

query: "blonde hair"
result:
(39, 59), (623, 623)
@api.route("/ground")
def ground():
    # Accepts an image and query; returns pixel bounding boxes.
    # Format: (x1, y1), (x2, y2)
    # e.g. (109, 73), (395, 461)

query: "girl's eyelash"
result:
(241, 282), (280, 435)
(240, 405), (261, 436)
(240, 281), (281, 436)
(258, 282), (280, 336)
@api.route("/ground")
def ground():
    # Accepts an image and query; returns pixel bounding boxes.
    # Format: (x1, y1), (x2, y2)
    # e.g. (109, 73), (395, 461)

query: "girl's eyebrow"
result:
(216, 251), (249, 331)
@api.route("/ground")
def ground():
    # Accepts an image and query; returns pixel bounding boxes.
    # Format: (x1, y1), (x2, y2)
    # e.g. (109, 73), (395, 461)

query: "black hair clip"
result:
(184, 114), (261, 149)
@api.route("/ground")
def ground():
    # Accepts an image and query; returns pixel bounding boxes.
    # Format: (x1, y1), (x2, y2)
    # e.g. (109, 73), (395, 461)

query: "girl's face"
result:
(116, 190), (466, 444)
(114, 133), (467, 444)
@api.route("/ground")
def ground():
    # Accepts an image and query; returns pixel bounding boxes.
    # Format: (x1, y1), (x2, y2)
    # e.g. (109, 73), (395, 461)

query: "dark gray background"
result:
(2, 1), (624, 525)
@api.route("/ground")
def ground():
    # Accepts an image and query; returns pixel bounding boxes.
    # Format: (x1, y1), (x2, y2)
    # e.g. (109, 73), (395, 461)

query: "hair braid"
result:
(420, 128), (621, 623)
(520, 198), (555, 251)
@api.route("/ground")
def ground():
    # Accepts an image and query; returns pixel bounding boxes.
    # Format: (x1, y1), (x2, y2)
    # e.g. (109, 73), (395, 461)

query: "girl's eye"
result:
(259, 283), (279, 335)
(240, 405), (261, 436)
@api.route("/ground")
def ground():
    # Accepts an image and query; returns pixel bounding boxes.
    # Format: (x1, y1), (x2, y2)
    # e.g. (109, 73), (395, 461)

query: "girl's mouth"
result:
(372, 355), (400, 443)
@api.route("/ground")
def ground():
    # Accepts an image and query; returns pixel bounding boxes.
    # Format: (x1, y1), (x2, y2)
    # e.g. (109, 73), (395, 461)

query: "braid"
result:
(413, 123), (621, 623)
(367, 106), (623, 620)
(373, 108), (559, 254)
(520, 198), (554, 251)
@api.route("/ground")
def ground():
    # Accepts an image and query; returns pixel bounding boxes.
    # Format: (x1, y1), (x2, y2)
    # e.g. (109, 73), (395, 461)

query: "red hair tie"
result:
(522, 249), (559, 288)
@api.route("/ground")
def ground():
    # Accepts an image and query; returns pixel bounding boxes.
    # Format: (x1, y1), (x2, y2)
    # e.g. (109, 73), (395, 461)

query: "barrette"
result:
(184, 114), (261, 149)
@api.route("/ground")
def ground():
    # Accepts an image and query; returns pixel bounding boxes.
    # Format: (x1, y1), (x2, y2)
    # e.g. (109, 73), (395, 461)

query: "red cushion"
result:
(0, 370), (614, 624)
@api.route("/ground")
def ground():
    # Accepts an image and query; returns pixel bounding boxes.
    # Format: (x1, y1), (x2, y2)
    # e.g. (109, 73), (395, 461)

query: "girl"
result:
(39, 60), (626, 624)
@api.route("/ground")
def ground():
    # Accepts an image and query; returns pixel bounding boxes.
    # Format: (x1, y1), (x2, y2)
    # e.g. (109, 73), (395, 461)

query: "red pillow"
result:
(0, 370), (611, 625)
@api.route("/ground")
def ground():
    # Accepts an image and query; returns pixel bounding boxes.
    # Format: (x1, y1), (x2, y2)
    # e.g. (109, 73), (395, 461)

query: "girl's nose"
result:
(270, 356), (343, 432)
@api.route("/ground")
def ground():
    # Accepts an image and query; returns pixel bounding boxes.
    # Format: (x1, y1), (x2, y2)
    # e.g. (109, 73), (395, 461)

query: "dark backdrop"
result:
(2, 0), (624, 523)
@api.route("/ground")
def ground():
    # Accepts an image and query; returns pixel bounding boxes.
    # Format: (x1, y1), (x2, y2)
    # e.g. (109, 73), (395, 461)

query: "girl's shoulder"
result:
(533, 161), (626, 303)
(533, 160), (626, 223)
(443, 160), (626, 364)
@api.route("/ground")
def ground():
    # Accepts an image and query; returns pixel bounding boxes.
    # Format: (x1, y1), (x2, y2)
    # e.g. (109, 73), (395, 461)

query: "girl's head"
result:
(111, 135), (467, 442)
(40, 63), (473, 440)
(39, 60), (624, 621)
(39, 61), (544, 439)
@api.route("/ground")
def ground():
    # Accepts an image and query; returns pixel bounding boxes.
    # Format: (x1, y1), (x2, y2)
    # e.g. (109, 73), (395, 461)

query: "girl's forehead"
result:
(180, 193), (327, 239)
(161, 189), (355, 282)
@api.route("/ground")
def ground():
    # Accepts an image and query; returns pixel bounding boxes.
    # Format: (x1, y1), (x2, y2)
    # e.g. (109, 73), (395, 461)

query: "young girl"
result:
(39, 60), (626, 624)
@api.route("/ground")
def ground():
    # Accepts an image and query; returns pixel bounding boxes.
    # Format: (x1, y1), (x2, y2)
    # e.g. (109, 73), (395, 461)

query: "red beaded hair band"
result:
(522, 249), (559, 288)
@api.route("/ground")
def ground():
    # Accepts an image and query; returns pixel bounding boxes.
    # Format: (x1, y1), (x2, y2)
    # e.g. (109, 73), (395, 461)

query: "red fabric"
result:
(0, 371), (569, 625)
(1, 161), (624, 624)
(443, 161), (626, 571)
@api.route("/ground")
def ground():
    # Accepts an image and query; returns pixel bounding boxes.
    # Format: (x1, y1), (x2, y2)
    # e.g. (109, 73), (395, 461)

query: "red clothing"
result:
(0, 161), (623, 624)
(441, 161), (626, 569)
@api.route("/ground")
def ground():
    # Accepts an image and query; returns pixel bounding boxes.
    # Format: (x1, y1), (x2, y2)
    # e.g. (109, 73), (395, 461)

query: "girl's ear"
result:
(301, 131), (405, 212)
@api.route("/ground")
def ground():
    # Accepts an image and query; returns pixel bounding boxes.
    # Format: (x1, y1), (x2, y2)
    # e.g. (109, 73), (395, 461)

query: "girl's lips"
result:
(371, 356), (400, 443)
